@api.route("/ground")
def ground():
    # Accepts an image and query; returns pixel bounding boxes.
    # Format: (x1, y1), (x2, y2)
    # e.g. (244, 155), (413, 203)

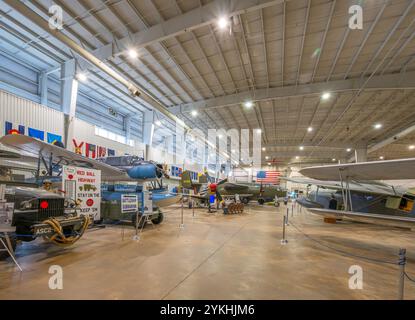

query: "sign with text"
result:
(62, 165), (101, 220)
(121, 194), (138, 213)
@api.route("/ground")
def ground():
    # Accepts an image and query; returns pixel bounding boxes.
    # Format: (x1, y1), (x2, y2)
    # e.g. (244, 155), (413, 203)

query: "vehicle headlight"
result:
(20, 201), (33, 210)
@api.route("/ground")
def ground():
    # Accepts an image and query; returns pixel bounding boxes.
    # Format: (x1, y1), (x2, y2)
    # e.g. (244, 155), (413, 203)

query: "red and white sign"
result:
(62, 165), (101, 220)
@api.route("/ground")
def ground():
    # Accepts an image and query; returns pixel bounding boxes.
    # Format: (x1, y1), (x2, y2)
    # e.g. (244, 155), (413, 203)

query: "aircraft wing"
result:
(0, 135), (128, 180)
(223, 182), (250, 191)
(282, 176), (403, 196)
(300, 158), (415, 181)
(308, 208), (415, 229)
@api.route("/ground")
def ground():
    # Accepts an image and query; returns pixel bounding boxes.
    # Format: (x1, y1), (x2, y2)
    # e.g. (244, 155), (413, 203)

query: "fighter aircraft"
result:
(288, 158), (415, 228)
(181, 170), (287, 205)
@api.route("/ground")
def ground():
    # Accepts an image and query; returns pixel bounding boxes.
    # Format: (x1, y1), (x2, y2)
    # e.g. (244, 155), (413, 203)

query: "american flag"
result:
(256, 171), (281, 184)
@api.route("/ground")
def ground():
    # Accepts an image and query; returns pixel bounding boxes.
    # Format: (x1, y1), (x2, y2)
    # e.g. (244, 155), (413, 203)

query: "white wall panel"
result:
(0, 90), (64, 137)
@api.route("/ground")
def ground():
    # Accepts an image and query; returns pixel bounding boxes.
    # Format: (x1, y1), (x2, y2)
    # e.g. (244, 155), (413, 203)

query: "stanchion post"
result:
(192, 199), (195, 218)
(398, 248), (406, 300)
(281, 215), (288, 245)
(285, 207), (289, 225)
(180, 197), (184, 229)
(292, 204), (294, 217)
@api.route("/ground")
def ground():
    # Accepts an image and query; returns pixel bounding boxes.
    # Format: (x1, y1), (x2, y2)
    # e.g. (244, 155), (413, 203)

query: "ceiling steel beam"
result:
(169, 71), (415, 114)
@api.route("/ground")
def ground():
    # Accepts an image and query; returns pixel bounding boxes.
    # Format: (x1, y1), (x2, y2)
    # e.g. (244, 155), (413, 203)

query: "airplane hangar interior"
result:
(1, 0), (415, 304)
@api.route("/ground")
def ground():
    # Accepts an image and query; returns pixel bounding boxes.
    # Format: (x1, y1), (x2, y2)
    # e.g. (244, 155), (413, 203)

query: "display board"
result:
(142, 191), (153, 215)
(62, 165), (101, 220)
(121, 194), (138, 213)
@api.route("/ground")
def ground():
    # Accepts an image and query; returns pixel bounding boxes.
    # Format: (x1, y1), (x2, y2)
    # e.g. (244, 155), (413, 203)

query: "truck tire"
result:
(151, 211), (164, 225)
(0, 235), (17, 260)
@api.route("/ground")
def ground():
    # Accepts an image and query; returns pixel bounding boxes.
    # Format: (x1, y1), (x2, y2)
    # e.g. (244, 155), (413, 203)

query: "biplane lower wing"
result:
(308, 208), (415, 228)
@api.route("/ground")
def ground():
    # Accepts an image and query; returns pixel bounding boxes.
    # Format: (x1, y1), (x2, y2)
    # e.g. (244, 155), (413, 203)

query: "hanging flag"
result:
(86, 143), (96, 158)
(28, 128), (45, 141)
(47, 133), (62, 144)
(5, 122), (25, 135)
(256, 171), (281, 184)
(72, 139), (84, 155)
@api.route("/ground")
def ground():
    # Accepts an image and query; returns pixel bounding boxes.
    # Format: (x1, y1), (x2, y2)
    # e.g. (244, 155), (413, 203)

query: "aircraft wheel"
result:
(258, 199), (265, 205)
(151, 211), (164, 225)
(0, 235), (17, 260)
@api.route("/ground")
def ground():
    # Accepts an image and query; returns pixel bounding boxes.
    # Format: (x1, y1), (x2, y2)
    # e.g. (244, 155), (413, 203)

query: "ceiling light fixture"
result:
(332, 158), (337, 162)
(409, 145), (415, 150)
(299, 146), (304, 151)
(191, 110), (198, 117)
(262, 147), (266, 151)
(379, 156), (384, 160)
(307, 127), (313, 132)
(128, 49), (138, 59)
(244, 101), (253, 109)
(321, 92), (331, 100)
(374, 123), (383, 129)
(77, 73), (87, 82)
(218, 17), (229, 30)
(155, 120), (161, 126)
(346, 148), (352, 152)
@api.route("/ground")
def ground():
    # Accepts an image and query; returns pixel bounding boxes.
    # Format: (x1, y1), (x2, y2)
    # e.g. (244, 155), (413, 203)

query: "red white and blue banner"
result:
(256, 171), (281, 184)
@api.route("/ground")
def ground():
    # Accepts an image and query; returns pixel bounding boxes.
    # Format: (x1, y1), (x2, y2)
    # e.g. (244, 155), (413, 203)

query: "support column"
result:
(124, 115), (132, 142)
(355, 148), (368, 163)
(39, 72), (48, 106)
(143, 110), (154, 160)
(61, 60), (78, 149)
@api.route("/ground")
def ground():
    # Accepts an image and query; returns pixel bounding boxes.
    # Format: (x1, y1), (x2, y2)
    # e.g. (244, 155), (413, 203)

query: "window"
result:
(95, 126), (135, 147)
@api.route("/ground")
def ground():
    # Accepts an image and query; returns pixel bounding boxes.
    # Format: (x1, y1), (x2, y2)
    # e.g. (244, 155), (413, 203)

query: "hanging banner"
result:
(62, 165), (101, 220)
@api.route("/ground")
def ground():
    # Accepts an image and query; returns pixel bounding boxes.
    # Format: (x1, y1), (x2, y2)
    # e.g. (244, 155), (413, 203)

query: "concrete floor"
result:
(1, 204), (415, 300)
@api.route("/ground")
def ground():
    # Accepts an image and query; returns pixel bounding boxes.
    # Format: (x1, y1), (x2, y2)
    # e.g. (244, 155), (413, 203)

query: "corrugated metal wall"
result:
(0, 90), (64, 137)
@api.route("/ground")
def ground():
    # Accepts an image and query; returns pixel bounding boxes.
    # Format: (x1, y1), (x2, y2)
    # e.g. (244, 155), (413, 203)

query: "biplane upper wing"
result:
(281, 176), (405, 196)
(300, 158), (415, 181)
(0, 134), (128, 180)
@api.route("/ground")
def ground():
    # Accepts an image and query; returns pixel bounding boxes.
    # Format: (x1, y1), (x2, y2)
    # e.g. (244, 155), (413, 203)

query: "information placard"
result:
(62, 165), (101, 220)
(121, 194), (138, 213)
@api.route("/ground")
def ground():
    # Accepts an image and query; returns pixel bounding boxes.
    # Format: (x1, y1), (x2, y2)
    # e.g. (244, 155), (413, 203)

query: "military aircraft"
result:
(181, 170), (287, 205)
(0, 134), (180, 208)
(287, 158), (415, 228)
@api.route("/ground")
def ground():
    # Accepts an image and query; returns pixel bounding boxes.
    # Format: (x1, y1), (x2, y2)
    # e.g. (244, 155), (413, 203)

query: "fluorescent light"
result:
(244, 101), (254, 108)
(321, 92), (331, 100)
(218, 17), (229, 29)
(379, 156), (384, 160)
(262, 147), (266, 151)
(265, 156), (270, 160)
(374, 123), (382, 129)
(128, 49), (138, 59)
(77, 73), (87, 82)
(346, 148), (352, 152)
(409, 145), (415, 150)
(299, 146), (304, 151)
(307, 127), (313, 132)
(332, 158), (336, 162)
(191, 110), (198, 117)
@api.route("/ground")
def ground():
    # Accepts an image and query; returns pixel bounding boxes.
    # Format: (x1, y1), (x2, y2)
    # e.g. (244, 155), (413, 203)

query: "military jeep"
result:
(0, 182), (88, 260)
